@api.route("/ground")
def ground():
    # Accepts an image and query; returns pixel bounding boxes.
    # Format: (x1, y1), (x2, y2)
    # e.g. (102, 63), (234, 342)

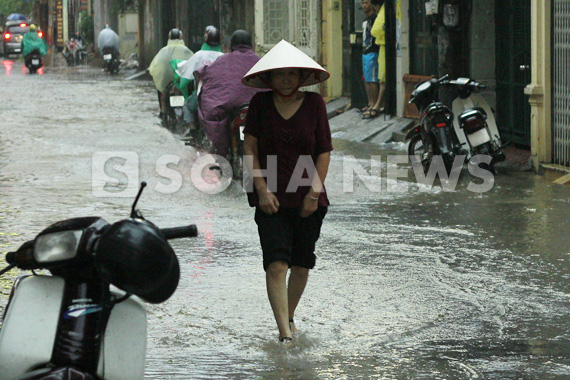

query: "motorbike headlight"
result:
(34, 230), (83, 263)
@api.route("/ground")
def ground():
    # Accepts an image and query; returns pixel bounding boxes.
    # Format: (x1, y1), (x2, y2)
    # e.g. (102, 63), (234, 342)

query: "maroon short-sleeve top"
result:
(243, 91), (333, 208)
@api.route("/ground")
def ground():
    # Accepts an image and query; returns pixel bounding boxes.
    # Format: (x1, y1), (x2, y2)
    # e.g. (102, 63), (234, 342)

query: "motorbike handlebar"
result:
(161, 225), (198, 240)
(5, 240), (35, 268)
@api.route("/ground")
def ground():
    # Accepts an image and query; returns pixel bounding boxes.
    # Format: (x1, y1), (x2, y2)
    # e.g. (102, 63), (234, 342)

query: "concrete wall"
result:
(118, 11), (137, 58)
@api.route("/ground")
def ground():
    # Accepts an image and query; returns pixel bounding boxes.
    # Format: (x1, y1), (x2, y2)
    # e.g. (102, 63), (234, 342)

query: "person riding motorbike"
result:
(176, 25), (224, 136)
(194, 30), (266, 157)
(21, 24), (47, 69)
(177, 25), (223, 99)
(97, 24), (120, 71)
(149, 28), (194, 119)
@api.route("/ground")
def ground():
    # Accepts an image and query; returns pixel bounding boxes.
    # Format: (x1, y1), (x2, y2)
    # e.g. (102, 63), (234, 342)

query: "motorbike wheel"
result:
(408, 134), (431, 173)
(109, 60), (120, 75)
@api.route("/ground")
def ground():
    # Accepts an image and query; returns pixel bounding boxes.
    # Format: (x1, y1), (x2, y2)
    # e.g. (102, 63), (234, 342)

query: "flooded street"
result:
(1, 59), (570, 379)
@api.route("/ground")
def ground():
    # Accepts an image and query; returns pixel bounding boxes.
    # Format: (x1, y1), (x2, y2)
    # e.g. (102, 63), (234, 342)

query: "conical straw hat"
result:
(242, 39), (330, 89)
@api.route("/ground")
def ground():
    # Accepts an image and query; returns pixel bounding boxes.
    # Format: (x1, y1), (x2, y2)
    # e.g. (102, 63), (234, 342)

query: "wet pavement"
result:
(1, 58), (570, 379)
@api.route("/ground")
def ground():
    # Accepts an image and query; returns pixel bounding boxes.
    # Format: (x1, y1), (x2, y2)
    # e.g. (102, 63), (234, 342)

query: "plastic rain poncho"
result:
(177, 47), (223, 99)
(148, 39), (194, 93)
(21, 32), (47, 57)
(97, 26), (120, 54)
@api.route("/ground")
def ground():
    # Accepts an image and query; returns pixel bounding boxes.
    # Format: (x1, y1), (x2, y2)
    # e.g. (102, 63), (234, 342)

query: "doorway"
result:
(495, 0), (531, 147)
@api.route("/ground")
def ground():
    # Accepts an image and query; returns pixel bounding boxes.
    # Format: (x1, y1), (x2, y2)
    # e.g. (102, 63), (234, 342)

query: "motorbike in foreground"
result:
(24, 49), (43, 74)
(0, 182), (197, 379)
(102, 47), (120, 75)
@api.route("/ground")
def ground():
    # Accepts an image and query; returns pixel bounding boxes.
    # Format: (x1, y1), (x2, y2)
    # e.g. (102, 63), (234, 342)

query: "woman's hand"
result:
(259, 191), (280, 215)
(300, 193), (318, 217)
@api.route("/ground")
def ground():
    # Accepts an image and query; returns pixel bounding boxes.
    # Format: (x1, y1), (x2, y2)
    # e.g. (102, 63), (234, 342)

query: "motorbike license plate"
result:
(239, 126), (245, 141)
(103, 54), (112, 60)
(169, 96), (185, 107)
(14, 48), (21, 53)
(32, 59), (39, 65)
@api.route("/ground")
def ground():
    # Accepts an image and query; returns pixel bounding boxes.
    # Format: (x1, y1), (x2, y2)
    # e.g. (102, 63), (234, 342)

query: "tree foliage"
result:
(0, 0), (34, 23)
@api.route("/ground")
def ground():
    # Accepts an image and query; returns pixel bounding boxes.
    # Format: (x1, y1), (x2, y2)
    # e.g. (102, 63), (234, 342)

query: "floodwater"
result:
(1, 59), (570, 379)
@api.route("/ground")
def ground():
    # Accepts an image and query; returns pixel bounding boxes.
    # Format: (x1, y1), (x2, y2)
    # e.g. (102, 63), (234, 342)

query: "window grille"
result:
(553, 0), (570, 167)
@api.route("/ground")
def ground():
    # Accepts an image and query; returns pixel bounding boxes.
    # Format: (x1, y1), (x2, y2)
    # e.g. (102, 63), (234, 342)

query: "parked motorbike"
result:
(62, 37), (87, 66)
(102, 47), (120, 75)
(406, 75), (466, 174)
(0, 182), (197, 379)
(450, 77), (506, 172)
(24, 49), (43, 74)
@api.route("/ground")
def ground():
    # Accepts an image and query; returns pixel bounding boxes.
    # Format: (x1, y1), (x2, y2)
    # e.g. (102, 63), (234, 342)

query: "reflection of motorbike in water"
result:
(24, 49), (43, 73)
(102, 47), (120, 74)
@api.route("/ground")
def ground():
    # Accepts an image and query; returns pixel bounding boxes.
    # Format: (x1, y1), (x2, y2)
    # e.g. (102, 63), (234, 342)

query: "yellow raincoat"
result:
(148, 39), (194, 93)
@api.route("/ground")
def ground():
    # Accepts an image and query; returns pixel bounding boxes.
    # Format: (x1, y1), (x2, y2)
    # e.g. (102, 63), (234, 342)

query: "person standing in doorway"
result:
(370, 0), (386, 115)
(361, 0), (380, 119)
(242, 40), (332, 344)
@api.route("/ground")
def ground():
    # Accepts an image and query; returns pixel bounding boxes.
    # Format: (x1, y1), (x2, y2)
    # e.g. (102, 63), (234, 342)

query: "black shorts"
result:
(254, 206), (327, 271)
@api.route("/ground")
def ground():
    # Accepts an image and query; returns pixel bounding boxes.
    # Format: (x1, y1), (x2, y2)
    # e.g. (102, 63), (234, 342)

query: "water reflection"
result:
(2, 59), (14, 75)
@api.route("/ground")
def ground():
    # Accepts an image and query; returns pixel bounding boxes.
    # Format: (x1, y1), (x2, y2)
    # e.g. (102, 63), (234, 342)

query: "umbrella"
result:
(7, 13), (28, 21)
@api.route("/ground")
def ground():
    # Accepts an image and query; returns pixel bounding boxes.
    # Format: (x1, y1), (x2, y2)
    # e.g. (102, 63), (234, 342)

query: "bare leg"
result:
(364, 82), (379, 109)
(266, 261), (292, 339)
(372, 82), (386, 112)
(287, 266), (309, 334)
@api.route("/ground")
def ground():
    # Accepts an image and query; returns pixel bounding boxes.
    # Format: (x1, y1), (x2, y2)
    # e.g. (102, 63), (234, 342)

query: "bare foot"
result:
(289, 318), (300, 334)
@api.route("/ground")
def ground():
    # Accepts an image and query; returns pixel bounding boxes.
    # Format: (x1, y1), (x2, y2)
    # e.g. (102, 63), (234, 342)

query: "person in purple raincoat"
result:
(195, 30), (265, 158)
